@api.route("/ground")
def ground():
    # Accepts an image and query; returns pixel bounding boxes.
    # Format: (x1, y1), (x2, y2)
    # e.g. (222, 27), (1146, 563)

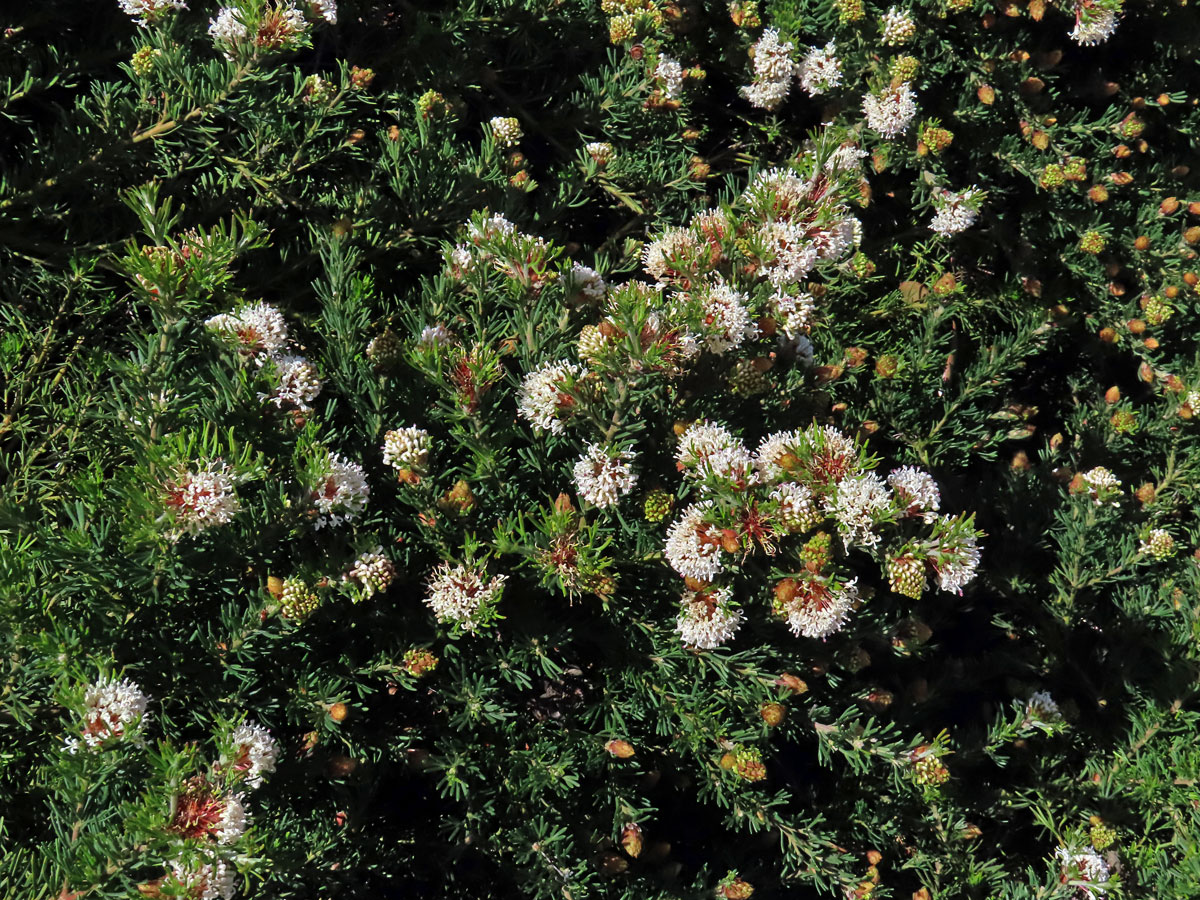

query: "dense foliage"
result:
(2, 1), (1200, 899)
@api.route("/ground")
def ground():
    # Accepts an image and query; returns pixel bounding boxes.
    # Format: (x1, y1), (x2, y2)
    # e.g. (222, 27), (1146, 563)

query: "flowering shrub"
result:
(2, 1), (1199, 899)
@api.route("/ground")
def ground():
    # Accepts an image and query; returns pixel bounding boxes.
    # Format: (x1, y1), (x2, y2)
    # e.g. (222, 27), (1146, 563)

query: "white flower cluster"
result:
(771, 481), (822, 531)
(170, 858), (236, 900)
(739, 28), (797, 111)
(929, 186), (984, 236)
(224, 720), (279, 789)
(382, 426), (432, 475)
(310, 452), (369, 529)
(769, 289), (816, 338)
(1079, 466), (1122, 505)
(643, 228), (699, 284)
(782, 578), (859, 639)
(118, 0), (187, 26)
(931, 515), (982, 593)
(348, 547), (396, 598)
(64, 676), (149, 753)
(208, 7), (249, 46)
(308, 0), (337, 23)
(664, 501), (724, 582)
(215, 794), (249, 844)
(695, 280), (759, 353)
(419, 323), (454, 346)
(584, 142), (615, 166)
(1070, 1), (1119, 45)
(880, 7), (916, 45)
(205, 302), (288, 361)
(863, 83), (918, 138)
(1025, 691), (1062, 725)
(425, 563), (507, 632)
(568, 263), (607, 303)
(206, 302), (324, 412)
(676, 422), (754, 488)
(826, 473), (893, 548)
(164, 462), (241, 538)
(797, 42), (842, 97)
(888, 466), (941, 518)
(676, 588), (744, 650)
(573, 443), (638, 509)
(1055, 845), (1111, 894)
(518, 360), (585, 434)
(655, 54), (685, 99)
(489, 116), (523, 148)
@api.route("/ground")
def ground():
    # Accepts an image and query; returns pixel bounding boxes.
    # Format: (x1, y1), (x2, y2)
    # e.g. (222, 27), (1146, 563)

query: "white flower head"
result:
(888, 466), (941, 518)
(68, 676), (150, 752)
(739, 28), (798, 110)
(310, 452), (369, 529)
(769, 289), (817, 339)
(655, 53), (685, 99)
(518, 360), (586, 434)
(1056, 845), (1111, 894)
(425, 563), (507, 632)
(664, 501), (724, 581)
(880, 7), (917, 45)
(929, 186), (984, 236)
(489, 116), (523, 148)
(1079, 466), (1122, 506)
(694, 279), (759, 353)
(676, 422), (754, 488)
(770, 481), (822, 532)
(1025, 691), (1062, 725)
(170, 858), (236, 900)
(567, 263), (607, 303)
(797, 42), (842, 96)
(164, 462), (240, 537)
(643, 228), (700, 283)
(1070, 2), (1119, 45)
(348, 547), (396, 598)
(119, 0), (188, 27)
(307, 0), (337, 23)
(205, 302), (288, 360)
(676, 587), (744, 650)
(863, 83), (918, 138)
(826, 472), (893, 548)
(573, 443), (638, 509)
(224, 720), (278, 789)
(780, 577), (859, 639)
(267, 354), (322, 411)
(382, 426), (432, 476)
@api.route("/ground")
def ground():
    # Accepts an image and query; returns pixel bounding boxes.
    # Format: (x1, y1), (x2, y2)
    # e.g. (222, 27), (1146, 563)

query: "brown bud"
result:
(760, 702), (786, 727)
(554, 492), (575, 513)
(1088, 184), (1109, 203)
(605, 739), (636, 758)
(1110, 171), (1134, 185)
(814, 364), (844, 383)
(267, 576), (284, 598)
(1186, 226), (1200, 245)
(683, 576), (710, 591)
(1166, 285), (1180, 299)
(1158, 93), (1171, 106)
(865, 690), (894, 712)
(1031, 130), (1050, 150)
(327, 754), (358, 778)
(913, 891), (932, 900)
(673, 421), (690, 437)
(1011, 450), (1031, 470)
(932, 272), (958, 295)
(720, 529), (741, 554)
(845, 347), (868, 368)
(776, 672), (808, 694)
(346, 129), (366, 145)
(1144, 337), (1160, 350)
(774, 578), (799, 604)
(977, 84), (995, 105)
(1188, 201), (1200, 215)
(777, 452), (799, 472)
(719, 752), (737, 769)
(387, 125), (401, 141)
(1019, 77), (1045, 95)
(1029, 0), (1046, 19)
(620, 823), (643, 858)
(1127, 318), (1146, 334)
(866, 850), (883, 866)
(1161, 197), (1180, 214)
(1135, 483), (1156, 505)
(329, 702), (349, 722)
(1139, 362), (1155, 383)
(1166, 374), (1185, 393)
(1104, 386), (1121, 404)
(1098, 326), (1116, 343)
(1134, 235), (1151, 251)
(1185, 272), (1198, 287)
